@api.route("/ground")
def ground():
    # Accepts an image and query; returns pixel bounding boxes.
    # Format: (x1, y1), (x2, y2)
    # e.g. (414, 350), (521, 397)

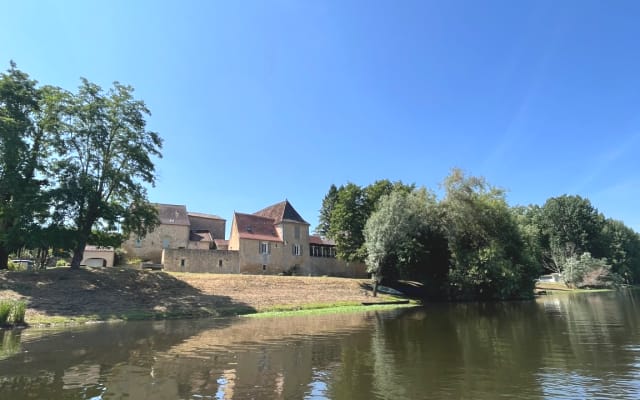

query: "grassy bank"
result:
(0, 268), (404, 327)
(535, 281), (613, 294)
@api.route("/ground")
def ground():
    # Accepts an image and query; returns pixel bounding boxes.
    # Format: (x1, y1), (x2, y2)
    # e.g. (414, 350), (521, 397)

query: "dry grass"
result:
(0, 268), (391, 326)
(169, 272), (385, 311)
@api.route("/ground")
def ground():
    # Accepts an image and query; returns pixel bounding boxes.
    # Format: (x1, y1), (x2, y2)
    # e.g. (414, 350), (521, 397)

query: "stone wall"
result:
(162, 248), (239, 273)
(305, 257), (368, 278)
(122, 224), (189, 263)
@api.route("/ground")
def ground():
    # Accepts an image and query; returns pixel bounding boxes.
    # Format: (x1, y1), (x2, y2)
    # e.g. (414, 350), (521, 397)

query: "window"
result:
(293, 243), (301, 256)
(294, 225), (300, 239)
(262, 264), (267, 271)
(162, 238), (170, 249)
(260, 242), (270, 254)
(218, 259), (223, 268)
(135, 237), (142, 248)
(180, 259), (185, 267)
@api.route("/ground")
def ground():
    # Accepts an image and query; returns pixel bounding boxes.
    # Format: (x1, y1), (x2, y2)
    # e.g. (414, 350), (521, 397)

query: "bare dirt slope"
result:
(0, 268), (380, 325)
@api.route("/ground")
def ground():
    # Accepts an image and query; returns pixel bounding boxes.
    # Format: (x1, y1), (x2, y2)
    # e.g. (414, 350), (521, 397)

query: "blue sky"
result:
(2, 0), (639, 234)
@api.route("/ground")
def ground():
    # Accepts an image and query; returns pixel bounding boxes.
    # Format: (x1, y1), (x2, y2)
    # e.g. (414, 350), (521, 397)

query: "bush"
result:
(0, 300), (27, 326)
(56, 259), (67, 267)
(562, 252), (618, 288)
(11, 301), (26, 324)
(0, 301), (11, 325)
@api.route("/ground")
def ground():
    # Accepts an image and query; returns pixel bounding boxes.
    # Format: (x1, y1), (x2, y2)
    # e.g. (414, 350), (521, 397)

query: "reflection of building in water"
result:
(156, 312), (376, 398)
(214, 369), (236, 400)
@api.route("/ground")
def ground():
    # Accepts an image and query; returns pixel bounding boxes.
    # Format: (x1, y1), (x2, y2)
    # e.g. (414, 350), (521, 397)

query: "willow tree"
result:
(53, 79), (162, 269)
(441, 169), (536, 300)
(363, 189), (443, 296)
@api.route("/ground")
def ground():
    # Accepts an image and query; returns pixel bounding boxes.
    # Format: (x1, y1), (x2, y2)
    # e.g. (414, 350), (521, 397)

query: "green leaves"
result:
(0, 62), (161, 269)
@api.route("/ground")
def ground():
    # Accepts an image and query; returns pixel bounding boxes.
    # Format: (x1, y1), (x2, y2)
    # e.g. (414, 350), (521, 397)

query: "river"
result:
(1, 289), (640, 399)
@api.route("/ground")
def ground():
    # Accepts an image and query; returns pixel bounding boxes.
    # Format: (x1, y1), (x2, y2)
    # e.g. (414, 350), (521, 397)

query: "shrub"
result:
(56, 259), (67, 267)
(0, 301), (11, 325)
(562, 252), (618, 288)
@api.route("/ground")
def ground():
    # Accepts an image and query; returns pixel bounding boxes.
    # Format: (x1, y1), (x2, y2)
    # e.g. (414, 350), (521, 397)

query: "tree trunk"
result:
(70, 240), (86, 269)
(0, 247), (8, 270)
(372, 275), (379, 297)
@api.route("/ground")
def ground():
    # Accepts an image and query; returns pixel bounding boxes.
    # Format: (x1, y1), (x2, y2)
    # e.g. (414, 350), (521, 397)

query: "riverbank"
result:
(0, 268), (403, 327)
(534, 281), (613, 294)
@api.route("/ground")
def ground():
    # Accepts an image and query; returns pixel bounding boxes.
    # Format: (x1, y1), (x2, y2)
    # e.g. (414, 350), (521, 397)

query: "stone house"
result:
(162, 200), (367, 278)
(122, 204), (225, 263)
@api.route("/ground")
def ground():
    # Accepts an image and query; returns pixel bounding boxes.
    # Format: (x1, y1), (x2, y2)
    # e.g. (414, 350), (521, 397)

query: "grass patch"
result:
(247, 302), (417, 318)
(0, 301), (11, 325)
(0, 300), (27, 327)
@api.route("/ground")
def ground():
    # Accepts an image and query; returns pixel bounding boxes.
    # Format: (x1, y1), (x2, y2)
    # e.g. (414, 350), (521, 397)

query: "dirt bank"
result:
(0, 268), (392, 326)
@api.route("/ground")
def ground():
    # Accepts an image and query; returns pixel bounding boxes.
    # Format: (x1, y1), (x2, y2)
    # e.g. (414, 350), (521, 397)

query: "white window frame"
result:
(260, 242), (271, 254)
(293, 243), (301, 256)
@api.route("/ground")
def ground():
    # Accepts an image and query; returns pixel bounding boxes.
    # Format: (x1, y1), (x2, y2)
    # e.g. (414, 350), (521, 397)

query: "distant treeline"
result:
(317, 170), (640, 300)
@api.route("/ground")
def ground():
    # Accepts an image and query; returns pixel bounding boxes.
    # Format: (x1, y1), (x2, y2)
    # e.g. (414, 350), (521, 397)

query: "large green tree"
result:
(539, 195), (605, 272)
(601, 218), (640, 283)
(364, 188), (448, 296)
(324, 180), (413, 261)
(440, 169), (536, 300)
(315, 184), (338, 237)
(53, 79), (162, 269)
(0, 62), (55, 269)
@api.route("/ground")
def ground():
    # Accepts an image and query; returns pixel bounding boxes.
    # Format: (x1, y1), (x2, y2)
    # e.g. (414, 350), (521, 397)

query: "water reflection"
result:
(2, 290), (640, 399)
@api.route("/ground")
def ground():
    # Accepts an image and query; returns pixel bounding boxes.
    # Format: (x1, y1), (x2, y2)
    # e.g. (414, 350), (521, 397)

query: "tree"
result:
(316, 184), (338, 236)
(364, 189), (447, 296)
(329, 183), (367, 261)
(539, 195), (605, 273)
(0, 62), (54, 269)
(324, 180), (414, 262)
(52, 79), (162, 269)
(440, 169), (536, 300)
(601, 219), (640, 283)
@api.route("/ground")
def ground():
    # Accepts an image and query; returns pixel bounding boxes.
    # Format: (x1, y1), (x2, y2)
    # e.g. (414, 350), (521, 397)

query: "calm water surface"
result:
(2, 289), (640, 399)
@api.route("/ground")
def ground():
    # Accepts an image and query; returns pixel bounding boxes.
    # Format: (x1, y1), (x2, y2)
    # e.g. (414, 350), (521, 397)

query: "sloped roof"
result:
(188, 212), (224, 221)
(156, 204), (190, 226)
(309, 235), (335, 246)
(234, 212), (283, 242)
(253, 200), (309, 225)
(189, 230), (213, 242)
(214, 239), (229, 247)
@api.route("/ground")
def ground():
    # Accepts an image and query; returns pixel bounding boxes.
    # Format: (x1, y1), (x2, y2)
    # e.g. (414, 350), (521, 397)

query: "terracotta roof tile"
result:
(253, 200), (308, 224)
(234, 212), (283, 242)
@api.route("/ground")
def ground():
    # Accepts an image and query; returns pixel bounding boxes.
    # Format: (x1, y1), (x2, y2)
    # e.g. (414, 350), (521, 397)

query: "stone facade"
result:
(123, 223), (190, 263)
(188, 213), (225, 240)
(121, 204), (226, 263)
(162, 248), (239, 273)
(132, 200), (367, 278)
